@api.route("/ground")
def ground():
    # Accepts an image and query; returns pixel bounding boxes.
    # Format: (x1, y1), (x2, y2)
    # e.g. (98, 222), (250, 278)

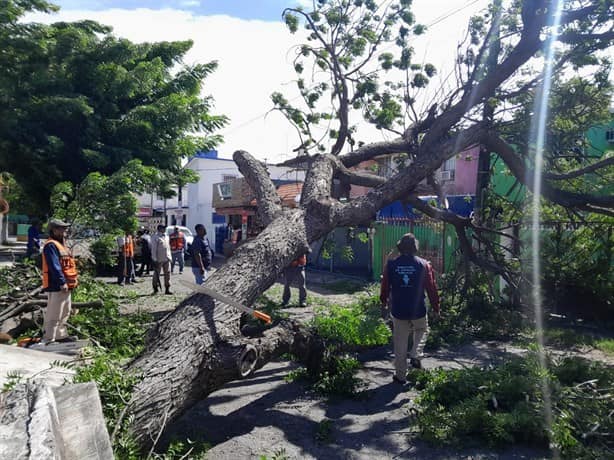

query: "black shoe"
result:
(165, 288), (172, 295)
(299, 302), (307, 307)
(153, 289), (158, 294)
(392, 375), (407, 385)
(410, 358), (422, 369)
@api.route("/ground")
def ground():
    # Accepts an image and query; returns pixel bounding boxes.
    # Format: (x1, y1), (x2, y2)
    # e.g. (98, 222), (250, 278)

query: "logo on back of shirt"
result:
(395, 264), (417, 287)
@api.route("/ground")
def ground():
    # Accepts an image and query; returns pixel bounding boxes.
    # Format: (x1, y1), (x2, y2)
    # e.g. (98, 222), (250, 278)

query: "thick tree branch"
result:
(300, 154), (335, 207)
(483, 132), (614, 214)
(234, 150), (283, 226)
(333, 125), (485, 226)
(421, 0), (547, 148)
(339, 138), (412, 168)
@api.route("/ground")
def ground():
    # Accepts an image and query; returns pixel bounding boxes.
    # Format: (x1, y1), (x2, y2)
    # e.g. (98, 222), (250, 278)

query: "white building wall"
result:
(185, 156), (305, 250)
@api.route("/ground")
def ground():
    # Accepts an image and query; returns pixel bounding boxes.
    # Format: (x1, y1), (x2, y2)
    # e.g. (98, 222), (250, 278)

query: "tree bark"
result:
(126, 209), (318, 448)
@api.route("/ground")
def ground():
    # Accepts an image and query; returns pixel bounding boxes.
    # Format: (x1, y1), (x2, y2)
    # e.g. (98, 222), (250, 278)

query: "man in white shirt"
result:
(151, 224), (172, 294)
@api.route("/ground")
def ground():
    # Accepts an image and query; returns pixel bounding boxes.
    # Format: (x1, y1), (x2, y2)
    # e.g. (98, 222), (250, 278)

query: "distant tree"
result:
(0, 0), (227, 213)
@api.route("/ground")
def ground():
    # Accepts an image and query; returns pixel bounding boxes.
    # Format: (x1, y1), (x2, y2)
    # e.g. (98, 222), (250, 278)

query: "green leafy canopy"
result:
(0, 0), (228, 213)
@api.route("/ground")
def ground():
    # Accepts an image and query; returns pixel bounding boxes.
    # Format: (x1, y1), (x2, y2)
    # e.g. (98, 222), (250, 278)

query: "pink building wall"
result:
(443, 145), (480, 195)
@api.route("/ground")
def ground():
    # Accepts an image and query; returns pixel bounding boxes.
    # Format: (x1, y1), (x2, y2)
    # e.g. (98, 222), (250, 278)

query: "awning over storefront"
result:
(214, 207), (256, 216)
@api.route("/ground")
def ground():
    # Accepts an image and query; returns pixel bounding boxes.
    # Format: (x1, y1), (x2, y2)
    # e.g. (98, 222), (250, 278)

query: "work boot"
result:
(165, 287), (172, 295)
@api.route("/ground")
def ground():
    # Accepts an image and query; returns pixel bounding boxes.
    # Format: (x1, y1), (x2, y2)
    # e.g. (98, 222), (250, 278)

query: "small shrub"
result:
(286, 351), (364, 398)
(427, 271), (524, 349)
(90, 233), (121, 275)
(311, 293), (391, 347)
(315, 418), (334, 443)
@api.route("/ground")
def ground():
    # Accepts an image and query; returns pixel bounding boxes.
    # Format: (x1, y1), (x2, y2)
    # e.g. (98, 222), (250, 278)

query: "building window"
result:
(606, 129), (614, 143)
(222, 174), (237, 182)
(440, 158), (456, 181)
(217, 182), (232, 200)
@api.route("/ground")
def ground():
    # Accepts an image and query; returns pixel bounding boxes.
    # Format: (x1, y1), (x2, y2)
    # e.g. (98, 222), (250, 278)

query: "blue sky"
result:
(52, 0), (304, 21)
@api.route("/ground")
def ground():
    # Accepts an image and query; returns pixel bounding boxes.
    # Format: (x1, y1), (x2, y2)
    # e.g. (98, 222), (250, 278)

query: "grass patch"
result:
(594, 338), (614, 355)
(315, 418), (334, 443)
(408, 352), (614, 458)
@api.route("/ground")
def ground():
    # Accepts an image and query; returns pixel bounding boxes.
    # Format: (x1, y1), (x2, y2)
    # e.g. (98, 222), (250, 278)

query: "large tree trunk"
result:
(126, 209), (323, 448)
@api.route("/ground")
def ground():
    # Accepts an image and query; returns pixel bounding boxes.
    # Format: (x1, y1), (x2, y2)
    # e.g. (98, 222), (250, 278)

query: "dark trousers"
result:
(282, 266), (307, 305)
(137, 251), (152, 275)
(118, 256), (135, 284)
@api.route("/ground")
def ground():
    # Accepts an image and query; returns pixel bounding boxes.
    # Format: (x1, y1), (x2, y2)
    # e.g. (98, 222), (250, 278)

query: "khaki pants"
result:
(43, 291), (72, 341)
(153, 261), (171, 291)
(392, 315), (428, 380)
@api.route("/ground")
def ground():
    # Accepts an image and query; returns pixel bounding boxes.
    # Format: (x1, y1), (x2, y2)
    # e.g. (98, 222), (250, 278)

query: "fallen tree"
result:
(108, 0), (612, 449)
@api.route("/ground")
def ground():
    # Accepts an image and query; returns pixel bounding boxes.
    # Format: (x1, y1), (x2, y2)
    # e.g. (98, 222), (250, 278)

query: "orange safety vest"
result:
(169, 232), (185, 251)
(42, 239), (79, 290)
(123, 235), (134, 257)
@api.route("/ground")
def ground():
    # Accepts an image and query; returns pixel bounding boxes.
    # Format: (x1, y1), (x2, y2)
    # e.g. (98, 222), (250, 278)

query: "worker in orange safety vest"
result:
(169, 226), (186, 274)
(40, 218), (79, 344)
(118, 231), (136, 285)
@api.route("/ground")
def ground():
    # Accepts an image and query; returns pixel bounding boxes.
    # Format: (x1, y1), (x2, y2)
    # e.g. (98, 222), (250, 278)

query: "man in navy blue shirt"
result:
(191, 224), (212, 284)
(26, 219), (41, 259)
(40, 219), (79, 343)
(380, 233), (440, 384)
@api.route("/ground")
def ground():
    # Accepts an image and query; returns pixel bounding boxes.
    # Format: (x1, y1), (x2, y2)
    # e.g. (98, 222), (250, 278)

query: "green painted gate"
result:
(372, 220), (460, 280)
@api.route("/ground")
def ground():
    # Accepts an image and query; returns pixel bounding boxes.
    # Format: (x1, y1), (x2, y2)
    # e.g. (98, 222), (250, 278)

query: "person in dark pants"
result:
(282, 253), (307, 307)
(190, 224), (212, 284)
(26, 219), (42, 259)
(380, 233), (440, 384)
(136, 229), (152, 276)
(117, 231), (136, 285)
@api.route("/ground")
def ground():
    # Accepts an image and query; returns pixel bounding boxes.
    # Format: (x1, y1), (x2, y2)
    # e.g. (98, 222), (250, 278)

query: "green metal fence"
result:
(372, 219), (459, 280)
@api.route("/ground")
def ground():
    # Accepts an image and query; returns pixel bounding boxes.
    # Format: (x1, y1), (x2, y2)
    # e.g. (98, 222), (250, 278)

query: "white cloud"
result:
(26, 1), (489, 163)
(179, 0), (200, 7)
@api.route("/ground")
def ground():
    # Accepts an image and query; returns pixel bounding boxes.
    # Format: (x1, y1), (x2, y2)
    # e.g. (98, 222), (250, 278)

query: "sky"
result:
(28, 0), (490, 163)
